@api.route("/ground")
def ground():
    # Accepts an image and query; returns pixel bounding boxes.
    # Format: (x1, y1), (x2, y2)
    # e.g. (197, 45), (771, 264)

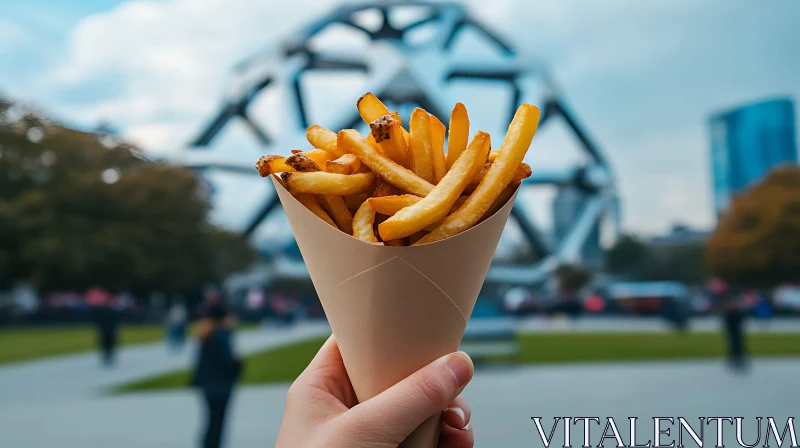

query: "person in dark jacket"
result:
(87, 288), (118, 367)
(192, 304), (242, 448)
(710, 278), (749, 372)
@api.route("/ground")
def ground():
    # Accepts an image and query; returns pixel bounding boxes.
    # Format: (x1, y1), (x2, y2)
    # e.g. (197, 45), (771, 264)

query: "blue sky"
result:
(2, 0), (799, 239)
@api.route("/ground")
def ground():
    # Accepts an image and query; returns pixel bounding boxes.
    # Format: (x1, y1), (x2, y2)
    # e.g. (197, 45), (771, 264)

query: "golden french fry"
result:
(307, 125), (345, 157)
(468, 162), (531, 186)
(256, 155), (293, 177)
(370, 194), (465, 231)
(303, 149), (335, 169)
(357, 92), (411, 140)
(422, 196), (469, 231)
(344, 193), (370, 212)
(357, 92), (390, 122)
(369, 194), (422, 215)
(319, 194), (354, 234)
(294, 193), (337, 228)
(285, 152), (321, 172)
(430, 115), (447, 183)
(378, 131), (490, 241)
(370, 113), (410, 168)
(480, 180), (520, 223)
(337, 129), (434, 197)
(408, 108), (435, 184)
(352, 199), (380, 243)
(326, 153), (362, 175)
(372, 176), (401, 198)
(417, 103), (540, 245)
(488, 150), (500, 162)
(446, 102), (469, 169)
(280, 171), (375, 195)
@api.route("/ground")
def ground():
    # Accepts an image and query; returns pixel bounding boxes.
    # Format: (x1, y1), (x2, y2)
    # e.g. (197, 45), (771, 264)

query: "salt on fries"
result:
(256, 93), (540, 245)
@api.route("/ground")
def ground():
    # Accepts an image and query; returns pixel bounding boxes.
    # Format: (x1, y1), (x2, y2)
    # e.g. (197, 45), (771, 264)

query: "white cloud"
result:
(46, 0), (340, 151)
(30, 0), (800, 236)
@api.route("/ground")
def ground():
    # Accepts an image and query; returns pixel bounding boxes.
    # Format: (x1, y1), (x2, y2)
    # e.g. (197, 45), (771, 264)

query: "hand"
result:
(275, 336), (474, 448)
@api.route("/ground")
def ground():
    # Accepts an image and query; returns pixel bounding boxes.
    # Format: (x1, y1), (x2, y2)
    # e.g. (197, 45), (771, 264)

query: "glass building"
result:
(552, 186), (603, 268)
(710, 98), (798, 214)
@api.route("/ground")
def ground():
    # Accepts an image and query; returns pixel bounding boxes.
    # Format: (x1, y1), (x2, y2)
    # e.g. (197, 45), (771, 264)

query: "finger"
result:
(294, 335), (358, 406)
(297, 335), (340, 381)
(348, 351), (474, 440)
(438, 420), (474, 448)
(442, 396), (471, 429)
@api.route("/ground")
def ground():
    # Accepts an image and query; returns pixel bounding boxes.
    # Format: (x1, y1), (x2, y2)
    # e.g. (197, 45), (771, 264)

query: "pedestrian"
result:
(87, 287), (118, 367)
(710, 278), (749, 371)
(191, 304), (242, 448)
(166, 301), (188, 351)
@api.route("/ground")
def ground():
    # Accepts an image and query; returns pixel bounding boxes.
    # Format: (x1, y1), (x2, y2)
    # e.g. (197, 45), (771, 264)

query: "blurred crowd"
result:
(0, 281), (324, 328)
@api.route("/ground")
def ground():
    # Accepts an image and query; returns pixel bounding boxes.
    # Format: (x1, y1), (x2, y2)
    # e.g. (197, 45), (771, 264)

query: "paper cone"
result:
(272, 177), (517, 447)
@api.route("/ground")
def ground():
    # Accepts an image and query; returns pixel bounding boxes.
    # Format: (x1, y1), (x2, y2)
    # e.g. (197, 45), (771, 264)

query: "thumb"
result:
(347, 352), (474, 440)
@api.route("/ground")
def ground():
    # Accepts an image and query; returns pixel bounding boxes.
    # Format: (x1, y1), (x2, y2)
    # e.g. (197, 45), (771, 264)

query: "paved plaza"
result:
(1, 318), (797, 447)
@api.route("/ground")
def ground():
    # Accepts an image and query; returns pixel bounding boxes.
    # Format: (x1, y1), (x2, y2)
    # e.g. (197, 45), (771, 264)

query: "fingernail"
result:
(445, 352), (473, 387)
(445, 407), (466, 427)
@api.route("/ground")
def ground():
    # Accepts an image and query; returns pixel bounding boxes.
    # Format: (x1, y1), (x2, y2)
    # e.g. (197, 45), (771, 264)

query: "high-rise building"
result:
(552, 186), (603, 267)
(710, 98), (798, 214)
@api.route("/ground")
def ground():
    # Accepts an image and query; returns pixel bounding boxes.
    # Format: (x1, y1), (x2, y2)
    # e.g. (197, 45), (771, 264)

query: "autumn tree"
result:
(0, 99), (256, 295)
(706, 165), (800, 288)
(555, 264), (591, 294)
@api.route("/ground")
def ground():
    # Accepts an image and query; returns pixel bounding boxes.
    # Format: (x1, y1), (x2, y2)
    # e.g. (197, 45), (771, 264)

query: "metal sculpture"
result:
(171, 1), (618, 285)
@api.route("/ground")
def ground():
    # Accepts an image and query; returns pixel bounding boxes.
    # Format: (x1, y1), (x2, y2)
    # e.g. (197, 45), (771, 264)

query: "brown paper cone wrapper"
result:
(272, 176), (517, 447)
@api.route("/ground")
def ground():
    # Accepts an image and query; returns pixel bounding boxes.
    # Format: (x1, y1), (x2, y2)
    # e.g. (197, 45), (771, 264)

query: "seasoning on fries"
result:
(256, 93), (540, 245)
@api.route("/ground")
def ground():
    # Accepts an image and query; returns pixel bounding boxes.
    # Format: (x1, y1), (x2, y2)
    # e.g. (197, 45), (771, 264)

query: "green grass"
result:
(0, 325), (165, 365)
(114, 331), (800, 394)
(515, 332), (800, 364)
(115, 336), (328, 393)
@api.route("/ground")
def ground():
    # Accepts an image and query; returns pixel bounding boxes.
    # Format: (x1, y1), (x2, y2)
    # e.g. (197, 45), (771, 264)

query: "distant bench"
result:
(459, 318), (519, 363)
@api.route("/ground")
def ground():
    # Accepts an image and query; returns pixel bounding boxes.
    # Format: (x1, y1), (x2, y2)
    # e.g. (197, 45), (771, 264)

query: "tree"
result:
(605, 234), (649, 275)
(605, 233), (706, 285)
(705, 165), (800, 288)
(555, 264), (591, 294)
(0, 99), (256, 294)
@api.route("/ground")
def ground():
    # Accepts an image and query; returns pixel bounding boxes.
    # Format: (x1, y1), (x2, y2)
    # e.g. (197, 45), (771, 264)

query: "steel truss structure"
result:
(172, 1), (618, 286)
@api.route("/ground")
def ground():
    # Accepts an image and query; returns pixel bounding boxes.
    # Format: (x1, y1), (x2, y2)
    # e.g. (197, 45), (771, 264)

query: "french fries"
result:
(408, 108), (435, 184)
(378, 132), (490, 241)
(480, 181), (520, 224)
(319, 195), (354, 234)
(372, 176), (401, 198)
(307, 125), (345, 157)
(472, 162), (531, 182)
(369, 194), (421, 215)
(280, 171), (375, 195)
(357, 92), (391, 122)
(344, 193), (370, 212)
(357, 92), (410, 142)
(256, 93), (540, 246)
(417, 103), (540, 245)
(430, 115), (447, 183)
(294, 193), (337, 228)
(338, 129), (434, 197)
(256, 155), (293, 176)
(352, 199), (380, 243)
(285, 152), (321, 172)
(326, 153), (362, 174)
(446, 102), (470, 169)
(370, 113), (410, 168)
